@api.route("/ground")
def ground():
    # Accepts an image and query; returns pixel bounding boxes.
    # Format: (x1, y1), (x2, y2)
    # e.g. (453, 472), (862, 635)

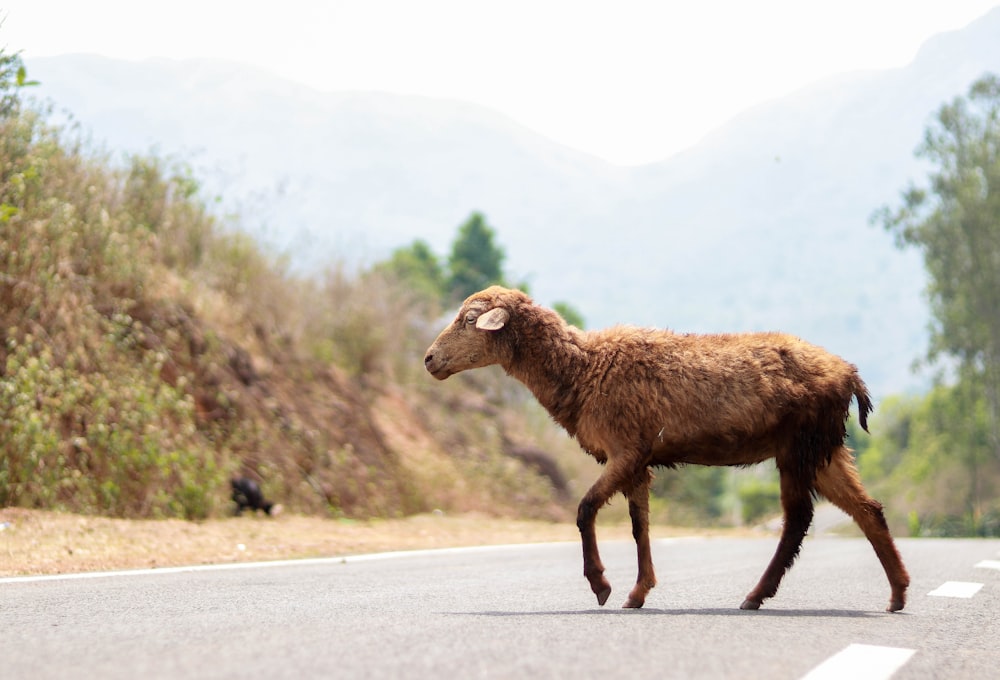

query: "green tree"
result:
(874, 73), (1000, 465)
(858, 386), (998, 536)
(552, 301), (586, 329)
(373, 239), (446, 299)
(447, 212), (506, 300)
(0, 43), (38, 117)
(651, 466), (729, 525)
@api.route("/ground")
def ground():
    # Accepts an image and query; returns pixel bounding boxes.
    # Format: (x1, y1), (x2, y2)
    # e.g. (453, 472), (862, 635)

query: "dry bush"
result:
(1, 100), (570, 522)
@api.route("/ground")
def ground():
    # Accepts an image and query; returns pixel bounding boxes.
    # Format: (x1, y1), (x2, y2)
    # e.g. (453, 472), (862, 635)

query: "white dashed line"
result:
(974, 559), (1000, 570)
(927, 581), (983, 598)
(801, 643), (915, 680)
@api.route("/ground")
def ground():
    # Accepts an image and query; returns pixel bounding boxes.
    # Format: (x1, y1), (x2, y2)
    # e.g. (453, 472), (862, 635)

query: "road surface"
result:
(2, 536), (998, 678)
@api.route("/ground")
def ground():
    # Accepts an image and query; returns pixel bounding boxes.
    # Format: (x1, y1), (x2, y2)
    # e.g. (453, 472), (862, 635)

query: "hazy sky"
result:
(2, 1), (998, 165)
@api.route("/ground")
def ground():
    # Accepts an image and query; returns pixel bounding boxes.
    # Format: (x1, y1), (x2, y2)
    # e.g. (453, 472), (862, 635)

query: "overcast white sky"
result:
(2, 1), (998, 165)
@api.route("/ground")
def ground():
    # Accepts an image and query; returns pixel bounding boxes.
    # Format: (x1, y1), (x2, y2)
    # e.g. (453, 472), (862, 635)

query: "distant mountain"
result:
(24, 7), (1000, 397)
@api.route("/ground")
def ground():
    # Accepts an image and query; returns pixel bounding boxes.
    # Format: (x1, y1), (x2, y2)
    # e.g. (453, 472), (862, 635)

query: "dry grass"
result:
(0, 508), (667, 577)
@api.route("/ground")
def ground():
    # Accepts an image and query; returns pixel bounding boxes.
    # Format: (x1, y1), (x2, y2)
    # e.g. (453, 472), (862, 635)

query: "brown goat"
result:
(424, 286), (909, 611)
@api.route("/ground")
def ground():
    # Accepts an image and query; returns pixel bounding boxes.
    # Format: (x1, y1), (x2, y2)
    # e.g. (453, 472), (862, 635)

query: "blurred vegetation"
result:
(857, 384), (1000, 536)
(0, 50), (225, 517)
(0, 48), (571, 521)
(872, 73), (1000, 536)
(4, 35), (999, 535)
(379, 212), (586, 327)
(447, 211), (509, 301)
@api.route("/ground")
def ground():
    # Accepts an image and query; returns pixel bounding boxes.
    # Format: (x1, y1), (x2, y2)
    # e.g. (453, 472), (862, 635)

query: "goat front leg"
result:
(577, 497), (611, 605)
(623, 467), (656, 608)
(576, 462), (630, 606)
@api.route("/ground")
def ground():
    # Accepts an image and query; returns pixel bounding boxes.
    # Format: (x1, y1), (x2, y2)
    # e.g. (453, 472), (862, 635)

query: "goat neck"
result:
(502, 305), (590, 437)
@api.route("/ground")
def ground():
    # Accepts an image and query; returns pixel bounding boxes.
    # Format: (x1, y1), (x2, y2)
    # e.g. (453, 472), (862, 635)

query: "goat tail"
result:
(853, 376), (873, 433)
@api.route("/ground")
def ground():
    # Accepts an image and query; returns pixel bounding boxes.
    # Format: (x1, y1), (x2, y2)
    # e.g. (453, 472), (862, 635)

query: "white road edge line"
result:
(974, 559), (1000, 570)
(0, 543), (556, 584)
(0, 538), (693, 585)
(801, 643), (915, 680)
(927, 581), (983, 598)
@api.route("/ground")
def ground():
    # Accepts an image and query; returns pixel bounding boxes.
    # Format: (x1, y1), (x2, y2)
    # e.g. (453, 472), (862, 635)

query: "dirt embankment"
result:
(0, 508), (650, 577)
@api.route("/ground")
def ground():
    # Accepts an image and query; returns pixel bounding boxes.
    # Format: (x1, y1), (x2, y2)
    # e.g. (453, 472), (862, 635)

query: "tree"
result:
(447, 212), (506, 300)
(874, 73), (1000, 466)
(651, 466), (729, 525)
(373, 239), (446, 300)
(552, 301), (586, 329)
(0, 43), (38, 118)
(857, 386), (998, 536)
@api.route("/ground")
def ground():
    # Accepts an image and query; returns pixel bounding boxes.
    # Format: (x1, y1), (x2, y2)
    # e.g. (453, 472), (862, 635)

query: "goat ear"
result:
(476, 307), (509, 331)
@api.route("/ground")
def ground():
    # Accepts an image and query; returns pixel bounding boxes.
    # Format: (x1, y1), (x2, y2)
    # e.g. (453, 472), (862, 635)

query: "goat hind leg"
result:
(742, 470), (814, 610)
(814, 446), (910, 612)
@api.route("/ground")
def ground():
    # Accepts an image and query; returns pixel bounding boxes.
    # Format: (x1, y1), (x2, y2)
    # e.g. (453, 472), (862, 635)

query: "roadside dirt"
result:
(0, 508), (656, 577)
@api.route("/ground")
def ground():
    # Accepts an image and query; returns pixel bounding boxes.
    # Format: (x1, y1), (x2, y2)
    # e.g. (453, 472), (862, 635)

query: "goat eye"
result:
(465, 313), (477, 325)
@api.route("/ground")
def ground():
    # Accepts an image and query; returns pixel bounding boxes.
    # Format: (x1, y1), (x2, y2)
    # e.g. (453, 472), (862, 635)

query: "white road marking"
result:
(1, 540), (693, 584)
(0, 543), (560, 584)
(801, 643), (915, 680)
(927, 581), (983, 598)
(974, 559), (1000, 570)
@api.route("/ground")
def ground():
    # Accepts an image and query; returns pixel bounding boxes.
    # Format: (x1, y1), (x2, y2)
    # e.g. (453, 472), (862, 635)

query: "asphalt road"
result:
(2, 536), (998, 679)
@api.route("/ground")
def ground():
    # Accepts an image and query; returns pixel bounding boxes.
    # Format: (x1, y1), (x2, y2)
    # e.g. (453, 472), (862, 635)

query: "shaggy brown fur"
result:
(424, 286), (909, 611)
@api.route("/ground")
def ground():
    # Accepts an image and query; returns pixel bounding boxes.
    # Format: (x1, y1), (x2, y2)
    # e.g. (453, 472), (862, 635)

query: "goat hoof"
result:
(588, 573), (612, 606)
(886, 599), (905, 613)
(739, 598), (761, 610)
(623, 584), (648, 609)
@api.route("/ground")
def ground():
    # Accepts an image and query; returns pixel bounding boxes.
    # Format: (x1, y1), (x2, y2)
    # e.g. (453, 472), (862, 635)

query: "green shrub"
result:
(737, 478), (781, 526)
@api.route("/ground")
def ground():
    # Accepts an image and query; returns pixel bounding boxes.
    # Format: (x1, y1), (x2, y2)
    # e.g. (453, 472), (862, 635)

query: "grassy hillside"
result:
(0, 81), (579, 521)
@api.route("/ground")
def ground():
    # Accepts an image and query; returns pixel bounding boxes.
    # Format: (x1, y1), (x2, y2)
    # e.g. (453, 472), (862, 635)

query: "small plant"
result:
(738, 477), (781, 526)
